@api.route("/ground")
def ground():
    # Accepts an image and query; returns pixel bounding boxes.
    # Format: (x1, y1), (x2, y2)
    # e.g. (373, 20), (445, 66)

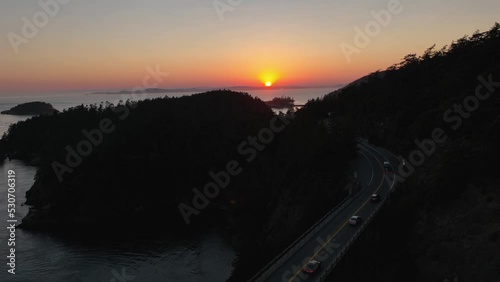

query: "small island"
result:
(265, 96), (295, 109)
(1, 102), (59, 116)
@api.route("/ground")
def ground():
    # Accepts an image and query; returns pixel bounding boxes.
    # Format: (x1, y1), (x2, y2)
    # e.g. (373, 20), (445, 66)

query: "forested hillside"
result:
(0, 90), (356, 280)
(322, 23), (500, 282)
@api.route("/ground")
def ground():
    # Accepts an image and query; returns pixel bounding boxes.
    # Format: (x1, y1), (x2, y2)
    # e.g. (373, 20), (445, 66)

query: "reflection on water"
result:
(0, 88), (336, 281)
(0, 161), (235, 282)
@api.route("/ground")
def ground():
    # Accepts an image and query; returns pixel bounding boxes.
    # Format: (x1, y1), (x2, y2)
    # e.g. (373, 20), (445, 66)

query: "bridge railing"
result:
(249, 143), (397, 282)
(318, 180), (390, 282)
(248, 188), (363, 282)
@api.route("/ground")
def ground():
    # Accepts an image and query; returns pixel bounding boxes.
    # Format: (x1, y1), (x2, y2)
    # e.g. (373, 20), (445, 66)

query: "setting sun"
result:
(259, 71), (279, 88)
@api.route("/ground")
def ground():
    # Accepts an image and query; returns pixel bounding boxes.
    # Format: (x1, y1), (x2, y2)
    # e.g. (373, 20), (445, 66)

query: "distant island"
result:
(90, 85), (344, 95)
(91, 88), (204, 95)
(1, 102), (58, 116)
(265, 96), (296, 108)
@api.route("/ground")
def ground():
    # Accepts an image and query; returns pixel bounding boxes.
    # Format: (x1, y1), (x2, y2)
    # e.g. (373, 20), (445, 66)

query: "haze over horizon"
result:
(1, 0), (499, 94)
(1, 1), (500, 281)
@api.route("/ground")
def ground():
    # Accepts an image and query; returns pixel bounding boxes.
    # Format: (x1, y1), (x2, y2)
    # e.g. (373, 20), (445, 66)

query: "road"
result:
(261, 142), (399, 282)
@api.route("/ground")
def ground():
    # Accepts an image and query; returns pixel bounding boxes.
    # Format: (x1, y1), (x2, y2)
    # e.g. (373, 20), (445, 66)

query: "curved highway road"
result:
(261, 142), (399, 282)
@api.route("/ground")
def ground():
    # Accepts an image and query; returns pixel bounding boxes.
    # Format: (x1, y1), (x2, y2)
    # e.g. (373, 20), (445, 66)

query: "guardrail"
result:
(249, 143), (397, 282)
(248, 189), (364, 282)
(318, 177), (393, 282)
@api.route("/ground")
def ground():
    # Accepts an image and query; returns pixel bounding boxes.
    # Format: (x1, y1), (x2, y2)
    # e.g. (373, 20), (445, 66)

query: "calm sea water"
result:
(0, 87), (335, 282)
(0, 87), (336, 135)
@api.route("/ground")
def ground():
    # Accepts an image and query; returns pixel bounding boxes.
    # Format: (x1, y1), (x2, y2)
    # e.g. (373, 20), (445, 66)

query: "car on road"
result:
(302, 260), (321, 274)
(371, 193), (380, 202)
(383, 161), (390, 168)
(349, 215), (362, 226)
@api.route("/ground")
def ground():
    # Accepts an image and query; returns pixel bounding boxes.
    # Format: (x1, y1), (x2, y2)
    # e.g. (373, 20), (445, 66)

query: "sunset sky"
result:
(0, 0), (499, 94)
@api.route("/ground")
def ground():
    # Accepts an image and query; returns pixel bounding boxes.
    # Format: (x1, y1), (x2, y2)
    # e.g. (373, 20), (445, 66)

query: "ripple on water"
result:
(0, 160), (235, 282)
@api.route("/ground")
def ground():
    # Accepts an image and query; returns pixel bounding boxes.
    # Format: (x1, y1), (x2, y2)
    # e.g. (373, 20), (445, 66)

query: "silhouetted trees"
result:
(322, 23), (500, 282)
(1, 101), (58, 115)
(1, 89), (356, 280)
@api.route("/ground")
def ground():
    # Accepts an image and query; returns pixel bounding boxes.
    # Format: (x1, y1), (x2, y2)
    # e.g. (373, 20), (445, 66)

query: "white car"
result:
(349, 215), (361, 226)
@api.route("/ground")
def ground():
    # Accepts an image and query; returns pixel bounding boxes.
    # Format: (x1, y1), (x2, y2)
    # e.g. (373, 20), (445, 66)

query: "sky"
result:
(0, 0), (499, 94)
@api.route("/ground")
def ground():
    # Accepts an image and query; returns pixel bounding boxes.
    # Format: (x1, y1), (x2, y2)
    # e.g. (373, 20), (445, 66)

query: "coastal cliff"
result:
(1, 90), (355, 278)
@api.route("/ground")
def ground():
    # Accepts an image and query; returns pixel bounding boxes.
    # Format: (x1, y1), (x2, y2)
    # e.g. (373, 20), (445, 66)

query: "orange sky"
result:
(1, 0), (499, 94)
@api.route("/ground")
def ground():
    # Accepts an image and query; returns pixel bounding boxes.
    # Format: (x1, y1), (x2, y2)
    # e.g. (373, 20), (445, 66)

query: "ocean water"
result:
(0, 87), (335, 281)
(0, 87), (337, 136)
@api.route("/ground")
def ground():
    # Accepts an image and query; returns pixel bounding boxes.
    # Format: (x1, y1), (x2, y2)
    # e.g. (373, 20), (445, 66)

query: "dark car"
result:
(371, 193), (380, 202)
(302, 260), (321, 274)
(349, 215), (362, 226)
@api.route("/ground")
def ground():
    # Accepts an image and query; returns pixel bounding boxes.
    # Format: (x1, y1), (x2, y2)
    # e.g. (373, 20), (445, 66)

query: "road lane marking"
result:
(359, 150), (374, 185)
(360, 144), (397, 192)
(287, 147), (385, 282)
